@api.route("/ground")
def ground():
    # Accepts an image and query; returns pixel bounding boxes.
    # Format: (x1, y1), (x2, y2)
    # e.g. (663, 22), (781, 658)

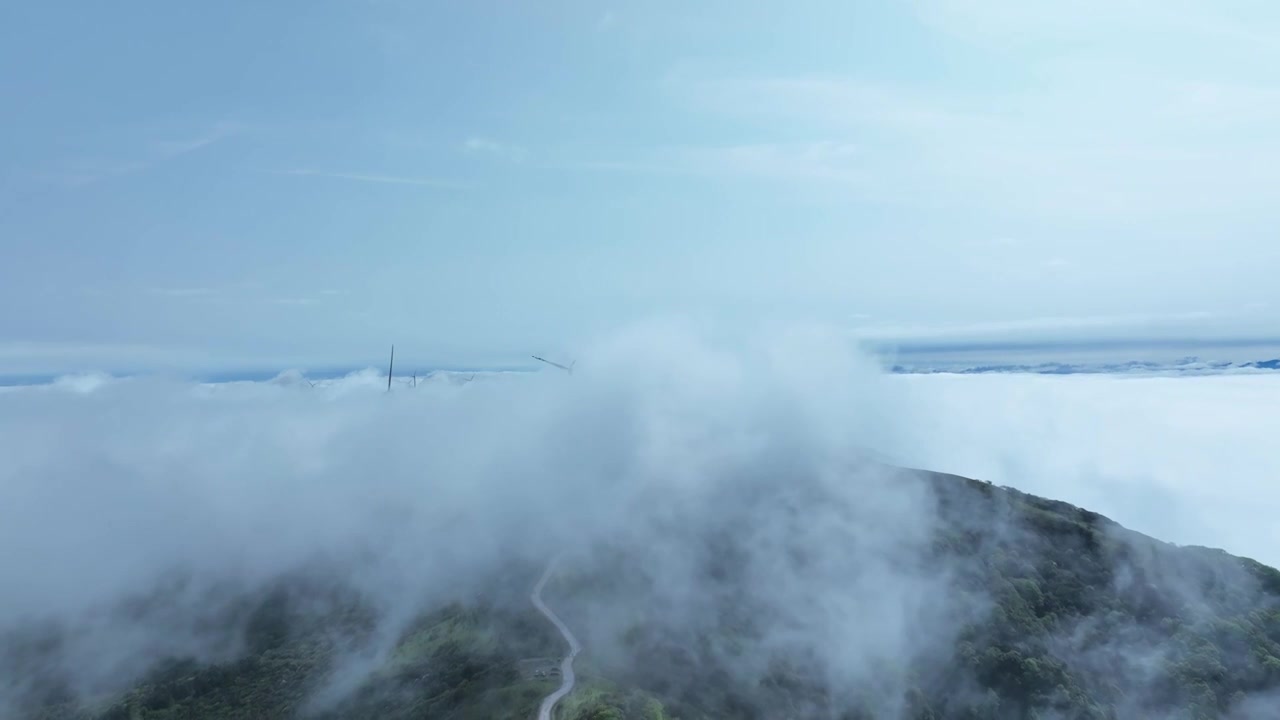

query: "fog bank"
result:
(2, 323), (1277, 714)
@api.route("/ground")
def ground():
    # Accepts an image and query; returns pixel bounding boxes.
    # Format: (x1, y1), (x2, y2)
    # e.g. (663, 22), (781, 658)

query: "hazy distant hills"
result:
(893, 357), (1280, 376)
(3, 353), (1278, 390)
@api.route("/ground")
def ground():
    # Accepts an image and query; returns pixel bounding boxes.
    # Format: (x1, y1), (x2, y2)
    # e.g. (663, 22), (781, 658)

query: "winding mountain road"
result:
(532, 555), (581, 720)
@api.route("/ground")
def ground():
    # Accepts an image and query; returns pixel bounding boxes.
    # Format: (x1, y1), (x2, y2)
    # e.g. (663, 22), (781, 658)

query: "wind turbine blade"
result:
(532, 355), (573, 373)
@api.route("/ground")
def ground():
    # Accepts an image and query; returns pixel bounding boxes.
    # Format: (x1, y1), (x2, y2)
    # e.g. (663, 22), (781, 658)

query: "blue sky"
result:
(3, 0), (1279, 373)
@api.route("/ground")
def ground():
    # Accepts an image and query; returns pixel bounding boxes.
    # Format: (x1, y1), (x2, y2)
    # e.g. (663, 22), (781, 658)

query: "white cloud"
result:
(884, 371), (1280, 567)
(1, 324), (1277, 712)
(0, 325), (906, 701)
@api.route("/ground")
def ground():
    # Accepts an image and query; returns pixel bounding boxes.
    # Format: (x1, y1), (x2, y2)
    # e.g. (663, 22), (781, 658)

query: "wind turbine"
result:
(387, 345), (395, 392)
(531, 355), (574, 374)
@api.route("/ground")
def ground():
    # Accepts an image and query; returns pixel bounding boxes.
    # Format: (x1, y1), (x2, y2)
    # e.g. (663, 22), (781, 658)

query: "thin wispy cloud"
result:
(146, 287), (218, 299)
(41, 125), (235, 188)
(150, 122), (242, 159)
(684, 141), (865, 183)
(0, 341), (214, 374)
(853, 311), (1221, 342)
(461, 136), (526, 162)
(558, 141), (864, 184)
(41, 162), (149, 188)
(666, 44), (1280, 215)
(910, 0), (1280, 57)
(150, 133), (225, 158)
(272, 169), (473, 190)
(8, 0), (1279, 364)
(555, 157), (705, 176)
(140, 287), (340, 312)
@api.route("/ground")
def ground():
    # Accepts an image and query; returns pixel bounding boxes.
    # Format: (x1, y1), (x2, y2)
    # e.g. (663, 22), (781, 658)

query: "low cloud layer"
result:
(884, 372), (1280, 568)
(1, 323), (1277, 715)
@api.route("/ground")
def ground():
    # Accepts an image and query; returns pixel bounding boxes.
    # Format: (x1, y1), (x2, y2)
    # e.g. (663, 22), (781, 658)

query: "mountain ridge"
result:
(6, 467), (1279, 720)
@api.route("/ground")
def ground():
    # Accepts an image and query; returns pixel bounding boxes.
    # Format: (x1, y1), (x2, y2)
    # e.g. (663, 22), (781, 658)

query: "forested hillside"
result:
(551, 471), (1280, 719)
(8, 469), (1280, 720)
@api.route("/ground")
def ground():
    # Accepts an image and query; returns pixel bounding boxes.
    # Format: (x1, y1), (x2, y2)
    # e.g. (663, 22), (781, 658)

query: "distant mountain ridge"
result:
(892, 357), (1280, 376)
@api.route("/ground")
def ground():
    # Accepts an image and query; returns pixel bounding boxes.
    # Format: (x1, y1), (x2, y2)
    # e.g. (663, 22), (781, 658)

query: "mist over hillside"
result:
(2, 324), (1279, 718)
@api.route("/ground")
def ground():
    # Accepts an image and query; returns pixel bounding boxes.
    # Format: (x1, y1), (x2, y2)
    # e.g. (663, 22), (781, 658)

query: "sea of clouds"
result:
(882, 371), (1280, 568)
(2, 322), (1278, 712)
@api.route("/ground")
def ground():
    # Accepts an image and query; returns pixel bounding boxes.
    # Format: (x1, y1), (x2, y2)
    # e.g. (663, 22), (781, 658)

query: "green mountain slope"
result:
(9, 469), (1280, 720)
(554, 470), (1280, 719)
